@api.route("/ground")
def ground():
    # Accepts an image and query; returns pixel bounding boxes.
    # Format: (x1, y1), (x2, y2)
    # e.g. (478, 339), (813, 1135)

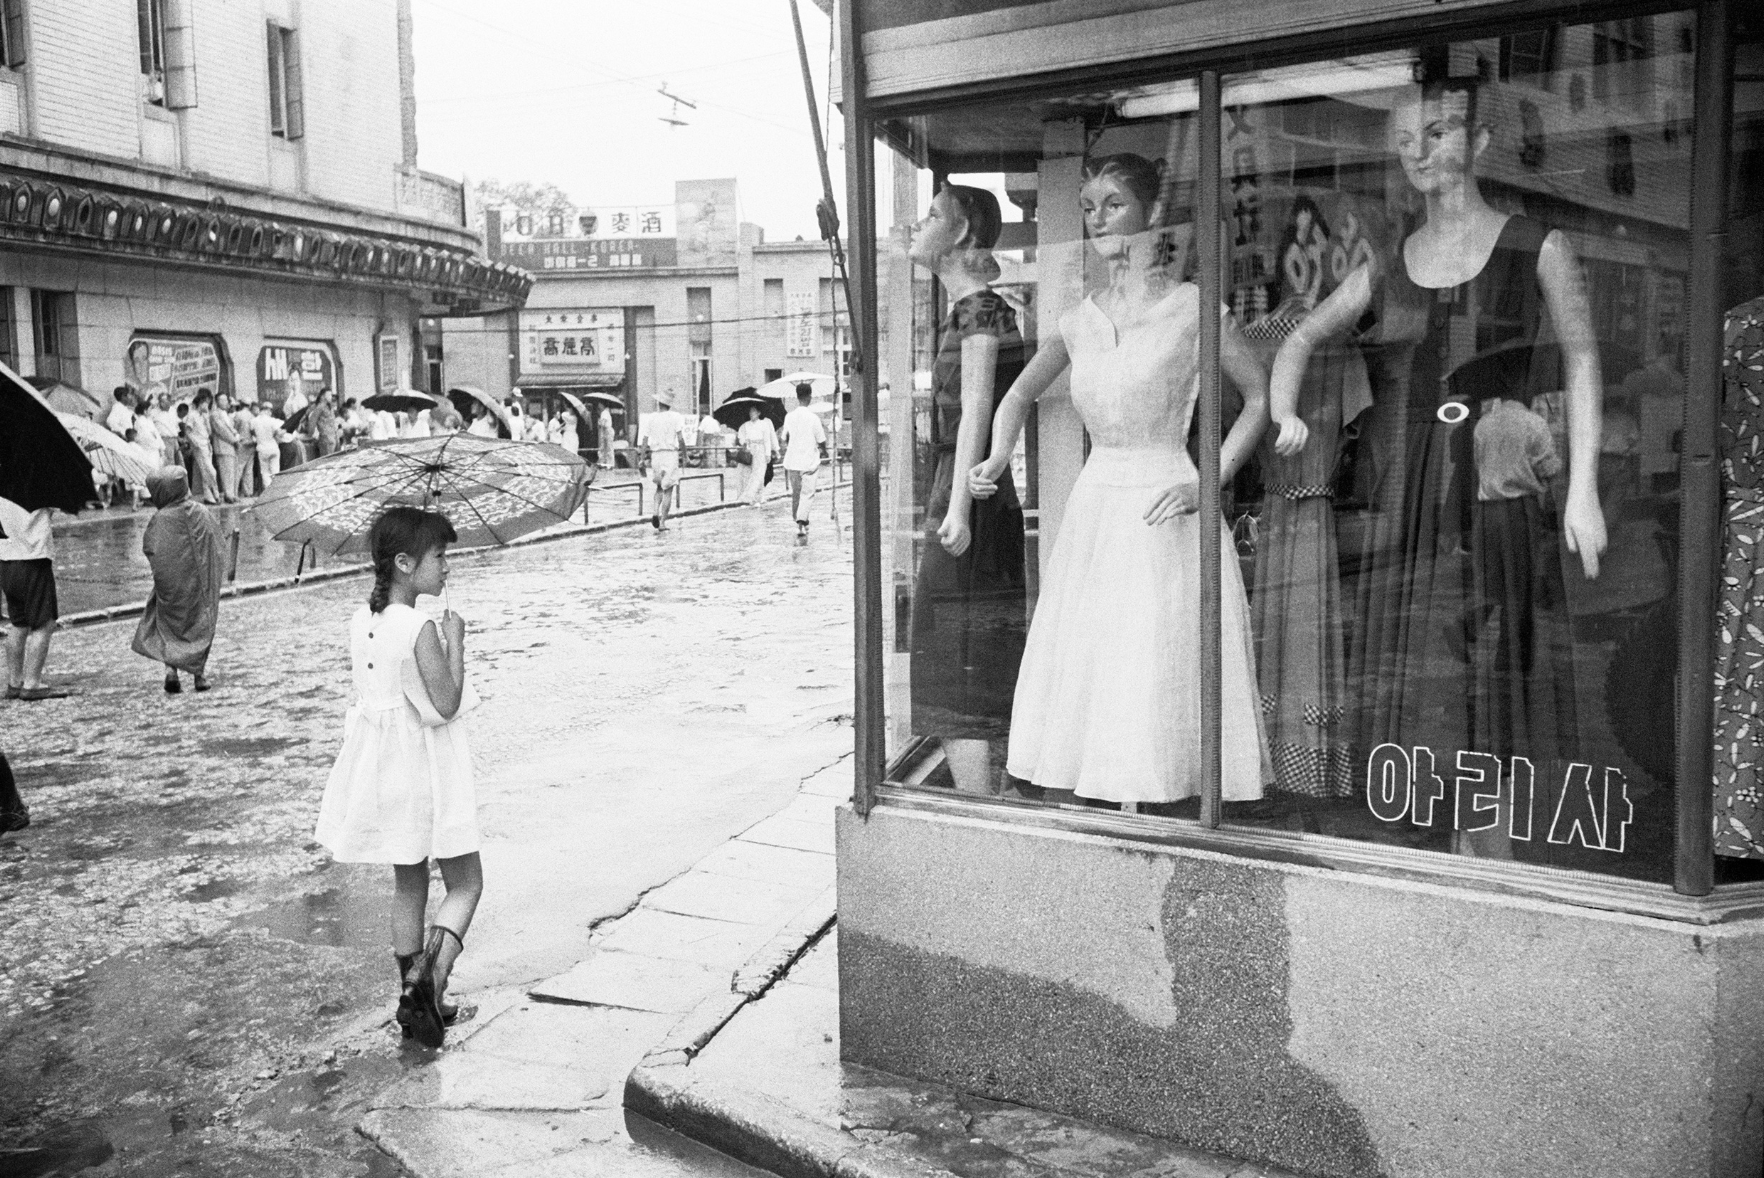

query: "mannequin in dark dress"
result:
(907, 185), (1028, 793)
(1270, 78), (1607, 856)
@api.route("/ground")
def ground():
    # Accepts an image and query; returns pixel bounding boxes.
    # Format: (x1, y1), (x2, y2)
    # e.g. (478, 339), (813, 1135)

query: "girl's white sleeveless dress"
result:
(315, 603), (478, 862)
(1006, 283), (1273, 803)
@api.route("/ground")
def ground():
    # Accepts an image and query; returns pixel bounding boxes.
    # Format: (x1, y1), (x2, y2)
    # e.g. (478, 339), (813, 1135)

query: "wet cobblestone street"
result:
(0, 499), (853, 1176)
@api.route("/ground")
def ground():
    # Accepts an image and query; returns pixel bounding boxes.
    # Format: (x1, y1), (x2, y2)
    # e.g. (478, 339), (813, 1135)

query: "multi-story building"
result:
(442, 178), (851, 436)
(0, 0), (528, 411)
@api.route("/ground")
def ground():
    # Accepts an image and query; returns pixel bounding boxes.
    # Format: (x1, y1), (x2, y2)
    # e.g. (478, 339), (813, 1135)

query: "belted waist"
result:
(1080, 445), (1193, 488)
(1269, 482), (1334, 501)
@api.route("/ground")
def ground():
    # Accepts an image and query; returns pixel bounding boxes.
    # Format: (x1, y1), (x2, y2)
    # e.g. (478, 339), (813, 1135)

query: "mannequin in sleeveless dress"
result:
(1268, 79), (1606, 853)
(969, 154), (1273, 805)
(1270, 80), (1605, 575)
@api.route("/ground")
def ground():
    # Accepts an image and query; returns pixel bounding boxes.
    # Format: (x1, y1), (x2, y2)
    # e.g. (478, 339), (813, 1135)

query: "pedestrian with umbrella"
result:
(255, 434), (589, 1048)
(715, 388), (780, 506)
(132, 466), (224, 693)
(0, 365), (91, 702)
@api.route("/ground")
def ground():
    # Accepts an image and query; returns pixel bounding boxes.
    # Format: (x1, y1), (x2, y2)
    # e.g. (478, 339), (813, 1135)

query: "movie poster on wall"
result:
(257, 341), (336, 415)
(125, 335), (225, 405)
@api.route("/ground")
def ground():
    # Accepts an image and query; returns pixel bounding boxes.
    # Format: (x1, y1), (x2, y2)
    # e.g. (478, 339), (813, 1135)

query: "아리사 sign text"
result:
(1364, 744), (1633, 853)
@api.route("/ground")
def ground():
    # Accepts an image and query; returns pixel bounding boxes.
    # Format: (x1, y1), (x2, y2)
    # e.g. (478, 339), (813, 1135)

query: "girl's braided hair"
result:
(366, 506), (458, 613)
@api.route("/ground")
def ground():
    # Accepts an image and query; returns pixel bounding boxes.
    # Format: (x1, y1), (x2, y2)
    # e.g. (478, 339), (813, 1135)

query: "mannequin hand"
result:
(1562, 491), (1606, 580)
(442, 610), (467, 647)
(968, 457), (1007, 500)
(1273, 414), (1310, 457)
(1144, 480), (1200, 525)
(937, 514), (972, 556)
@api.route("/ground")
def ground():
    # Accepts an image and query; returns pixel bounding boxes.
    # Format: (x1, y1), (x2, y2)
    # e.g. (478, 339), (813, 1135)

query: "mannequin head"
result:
(1080, 153), (1164, 260)
(910, 184), (1003, 283)
(1390, 78), (1489, 196)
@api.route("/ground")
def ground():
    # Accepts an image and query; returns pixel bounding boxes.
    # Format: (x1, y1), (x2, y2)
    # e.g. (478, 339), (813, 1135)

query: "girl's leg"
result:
(428, 852), (483, 987)
(391, 861), (429, 957)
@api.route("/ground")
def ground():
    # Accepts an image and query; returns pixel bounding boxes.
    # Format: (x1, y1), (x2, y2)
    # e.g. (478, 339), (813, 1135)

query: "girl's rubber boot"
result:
(396, 926), (460, 1048)
(395, 951), (461, 1039)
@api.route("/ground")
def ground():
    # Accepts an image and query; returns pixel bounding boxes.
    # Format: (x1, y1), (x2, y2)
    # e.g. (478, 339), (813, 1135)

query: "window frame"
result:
(841, 0), (1742, 908)
(266, 22), (303, 140)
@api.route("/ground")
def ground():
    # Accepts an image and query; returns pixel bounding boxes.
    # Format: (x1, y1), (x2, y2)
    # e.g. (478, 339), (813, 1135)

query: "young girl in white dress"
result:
(314, 506), (480, 1047)
(969, 153), (1274, 806)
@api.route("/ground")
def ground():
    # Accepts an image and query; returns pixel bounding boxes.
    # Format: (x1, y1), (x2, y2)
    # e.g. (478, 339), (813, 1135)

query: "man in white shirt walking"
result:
(0, 499), (68, 700)
(778, 384), (828, 537)
(637, 390), (686, 531)
(251, 403), (289, 490)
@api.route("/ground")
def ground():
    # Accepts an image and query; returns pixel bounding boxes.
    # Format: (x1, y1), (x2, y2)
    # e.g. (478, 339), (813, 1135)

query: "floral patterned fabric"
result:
(1715, 295), (1764, 859)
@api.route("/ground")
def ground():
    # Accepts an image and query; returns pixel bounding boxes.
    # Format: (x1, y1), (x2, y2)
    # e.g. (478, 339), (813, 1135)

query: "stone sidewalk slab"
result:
(360, 754), (847, 1177)
(628, 932), (1307, 1178)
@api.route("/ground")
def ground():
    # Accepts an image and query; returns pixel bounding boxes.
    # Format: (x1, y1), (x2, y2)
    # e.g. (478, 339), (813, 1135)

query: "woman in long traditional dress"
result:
(736, 406), (777, 505)
(132, 467), (225, 693)
(1270, 78), (1606, 852)
(970, 155), (1273, 805)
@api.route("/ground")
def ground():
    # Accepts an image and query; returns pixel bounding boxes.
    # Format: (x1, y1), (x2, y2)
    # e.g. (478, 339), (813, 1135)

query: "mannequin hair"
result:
(940, 184), (1004, 284)
(1082, 153), (1164, 219)
(366, 506), (457, 614)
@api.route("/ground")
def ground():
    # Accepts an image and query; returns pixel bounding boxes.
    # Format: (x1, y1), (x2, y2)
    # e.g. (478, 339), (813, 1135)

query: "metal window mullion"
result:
(1674, 0), (1731, 897)
(1198, 70), (1222, 829)
(841, 0), (883, 817)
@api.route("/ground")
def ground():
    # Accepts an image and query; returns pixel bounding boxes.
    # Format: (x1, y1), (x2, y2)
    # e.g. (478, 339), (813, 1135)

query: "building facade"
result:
(0, 0), (527, 412)
(442, 178), (850, 437)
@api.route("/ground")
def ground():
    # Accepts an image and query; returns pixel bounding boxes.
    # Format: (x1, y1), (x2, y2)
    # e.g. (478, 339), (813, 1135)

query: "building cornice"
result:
(0, 137), (476, 249)
(0, 164), (534, 316)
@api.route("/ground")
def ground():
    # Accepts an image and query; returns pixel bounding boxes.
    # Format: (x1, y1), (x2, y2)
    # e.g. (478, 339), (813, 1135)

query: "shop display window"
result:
(874, 11), (1708, 886)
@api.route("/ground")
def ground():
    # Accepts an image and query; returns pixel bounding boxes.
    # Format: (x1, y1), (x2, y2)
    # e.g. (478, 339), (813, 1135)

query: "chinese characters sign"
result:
(126, 336), (223, 404)
(786, 292), (817, 358)
(520, 309), (624, 374)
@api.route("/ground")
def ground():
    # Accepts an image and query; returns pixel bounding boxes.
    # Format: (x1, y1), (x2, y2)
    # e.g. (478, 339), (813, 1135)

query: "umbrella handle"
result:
(228, 528), (241, 583)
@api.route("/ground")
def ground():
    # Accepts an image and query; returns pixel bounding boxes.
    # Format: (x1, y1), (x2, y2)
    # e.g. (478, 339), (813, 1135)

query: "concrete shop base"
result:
(835, 805), (1764, 1178)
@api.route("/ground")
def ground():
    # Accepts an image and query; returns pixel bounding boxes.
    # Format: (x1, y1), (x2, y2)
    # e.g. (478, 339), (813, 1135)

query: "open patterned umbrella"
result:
(56, 412), (159, 486)
(251, 434), (593, 555)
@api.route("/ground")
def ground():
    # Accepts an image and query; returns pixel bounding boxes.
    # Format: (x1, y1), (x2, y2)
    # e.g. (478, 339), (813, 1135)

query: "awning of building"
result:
(514, 373), (625, 390)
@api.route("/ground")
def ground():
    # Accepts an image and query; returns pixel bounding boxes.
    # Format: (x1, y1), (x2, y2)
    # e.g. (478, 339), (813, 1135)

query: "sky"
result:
(408, 0), (840, 243)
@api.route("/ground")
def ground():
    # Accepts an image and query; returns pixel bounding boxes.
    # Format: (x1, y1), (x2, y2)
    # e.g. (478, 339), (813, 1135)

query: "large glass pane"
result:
(1218, 18), (1696, 882)
(1712, 8), (1764, 876)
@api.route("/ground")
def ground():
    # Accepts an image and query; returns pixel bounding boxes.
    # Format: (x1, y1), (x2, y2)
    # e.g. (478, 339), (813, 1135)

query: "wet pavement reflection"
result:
(1, 498), (853, 1176)
(47, 466), (746, 617)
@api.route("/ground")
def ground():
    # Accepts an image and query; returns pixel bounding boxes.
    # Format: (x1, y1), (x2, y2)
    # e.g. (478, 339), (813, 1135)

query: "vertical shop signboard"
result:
(786, 292), (817, 358)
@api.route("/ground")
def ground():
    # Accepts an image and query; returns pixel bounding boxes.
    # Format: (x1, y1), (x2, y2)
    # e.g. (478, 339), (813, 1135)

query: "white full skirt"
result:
(315, 703), (479, 862)
(1007, 447), (1271, 803)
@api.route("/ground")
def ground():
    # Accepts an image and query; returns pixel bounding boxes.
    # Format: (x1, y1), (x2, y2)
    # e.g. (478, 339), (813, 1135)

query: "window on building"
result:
(765, 368), (783, 383)
(764, 279), (785, 317)
(688, 343), (712, 417)
(266, 23), (304, 139)
(1499, 25), (1558, 88)
(1, 0), (27, 69)
(30, 290), (67, 381)
(0, 288), (13, 372)
(138, 0), (194, 108)
(1593, 18), (1653, 107)
(425, 345), (443, 397)
(871, 12), (1699, 887)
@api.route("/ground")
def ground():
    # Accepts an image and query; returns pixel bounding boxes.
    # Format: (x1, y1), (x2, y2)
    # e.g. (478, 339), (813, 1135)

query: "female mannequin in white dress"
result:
(970, 154), (1274, 805)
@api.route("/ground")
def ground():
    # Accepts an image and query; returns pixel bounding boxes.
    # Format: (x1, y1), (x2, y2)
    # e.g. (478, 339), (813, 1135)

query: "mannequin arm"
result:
(1144, 314), (1269, 524)
(1270, 265), (1372, 456)
(969, 334), (1070, 499)
(1536, 229), (1606, 579)
(938, 333), (1001, 555)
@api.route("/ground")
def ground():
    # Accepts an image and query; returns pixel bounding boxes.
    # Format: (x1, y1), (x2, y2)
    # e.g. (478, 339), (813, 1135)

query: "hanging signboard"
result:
(786, 292), (817, 358)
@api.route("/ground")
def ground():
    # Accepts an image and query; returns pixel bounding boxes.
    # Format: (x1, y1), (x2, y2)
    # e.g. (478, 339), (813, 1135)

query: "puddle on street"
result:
(201, 736), (299, 758)
(182, 877), (243, 902)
